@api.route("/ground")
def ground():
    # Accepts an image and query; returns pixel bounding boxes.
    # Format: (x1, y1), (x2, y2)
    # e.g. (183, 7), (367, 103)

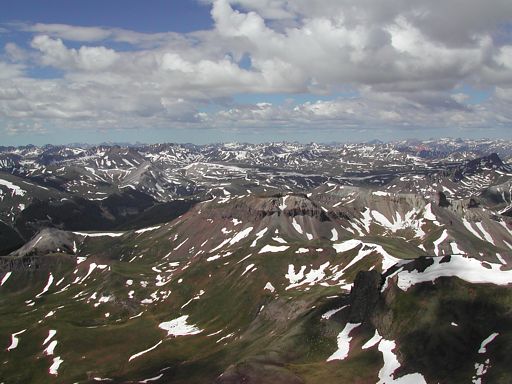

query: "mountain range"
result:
(1, 139), (512, 383)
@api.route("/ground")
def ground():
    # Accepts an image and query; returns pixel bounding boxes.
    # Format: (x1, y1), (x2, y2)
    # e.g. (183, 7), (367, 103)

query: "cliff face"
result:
(347, 270), (382, 323)
(206, 194), (330, 221)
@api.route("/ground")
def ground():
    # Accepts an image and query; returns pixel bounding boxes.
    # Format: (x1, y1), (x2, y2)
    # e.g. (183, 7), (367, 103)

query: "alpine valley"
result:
(1, 138), (512, 384)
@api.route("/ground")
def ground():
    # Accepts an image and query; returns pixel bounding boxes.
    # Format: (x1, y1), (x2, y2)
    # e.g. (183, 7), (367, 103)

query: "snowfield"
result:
(392, 255), (512, 291)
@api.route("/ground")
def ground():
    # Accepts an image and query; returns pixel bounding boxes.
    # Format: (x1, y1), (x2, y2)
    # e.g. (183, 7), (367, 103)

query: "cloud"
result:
(197, 92), (486, 131)
(31, 35), (119, 71)
(26, 23), (112, 42)
(4, 42), (29, 62)
(15, 22), (194, 48)
(224, 0), (512, 45)
(4, 120), (47, 136)
(221, 0), (295, 20)
(0, 61), (24, 79)
(1, 0), (512, 138)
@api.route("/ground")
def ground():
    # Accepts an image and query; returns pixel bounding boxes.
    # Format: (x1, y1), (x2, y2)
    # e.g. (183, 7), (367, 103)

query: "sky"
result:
(1, 0), (512, 145)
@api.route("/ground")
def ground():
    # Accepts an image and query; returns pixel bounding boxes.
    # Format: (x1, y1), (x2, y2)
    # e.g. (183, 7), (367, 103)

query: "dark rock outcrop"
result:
(437, 191), (451, 207)
(348, 270), (382, 323)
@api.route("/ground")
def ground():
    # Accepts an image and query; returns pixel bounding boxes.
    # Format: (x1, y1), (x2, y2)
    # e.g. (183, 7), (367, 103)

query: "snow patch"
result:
(321, 305), (348, 320)
(496, 253), (506, 265)
(292, 217), (304, 234)
(327, 323), (361, 361)
(36, 273), (54, 298)
(330, 228), (339, 242)
(272, 236), (287, 244)
(286, 262), (330, 290)
(333, 239), (400, 272)
(377, 339), (426, 383)
(433, 230), (448, 256)
(229, 227), (254, 246)
(259, 245), (289, 253)
(250, 228), (268, 247)
(241, 264), (255, 276)
(264, 282), (275, 293)
(279, 195), (289, 210)
(371, 209), (425, 237)
(450, 242), (465, 255)
(362, 330), (382, 349)
(44, 340), (58, 355)
(135, 225), (161, 234)
(1, 271), (12, 286)
(463, 219), (485, 241)
(49, 356), (63, 375)
(139, 374), (164, 383)
(43, 330), (57, 345)
(478, 333), (499, 354)
(159, 315), (202, 336)
(475, 222), (495, 245)
(73, 231), (124, 237)
(7, 329), (26, 351)
(423, 203), (440, 225)
(129, 340), (163, 362)
(333, 239), (361, 253)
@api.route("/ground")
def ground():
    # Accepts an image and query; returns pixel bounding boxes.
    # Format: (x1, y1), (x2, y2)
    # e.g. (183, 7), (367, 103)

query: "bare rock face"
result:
(436, 191), (451, 207)
(348, 270), (382, 323)
(209, 194), (330, 222)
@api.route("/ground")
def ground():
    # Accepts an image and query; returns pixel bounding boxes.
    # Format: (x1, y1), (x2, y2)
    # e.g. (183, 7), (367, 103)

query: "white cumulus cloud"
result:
(1, 0), (512, 138)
